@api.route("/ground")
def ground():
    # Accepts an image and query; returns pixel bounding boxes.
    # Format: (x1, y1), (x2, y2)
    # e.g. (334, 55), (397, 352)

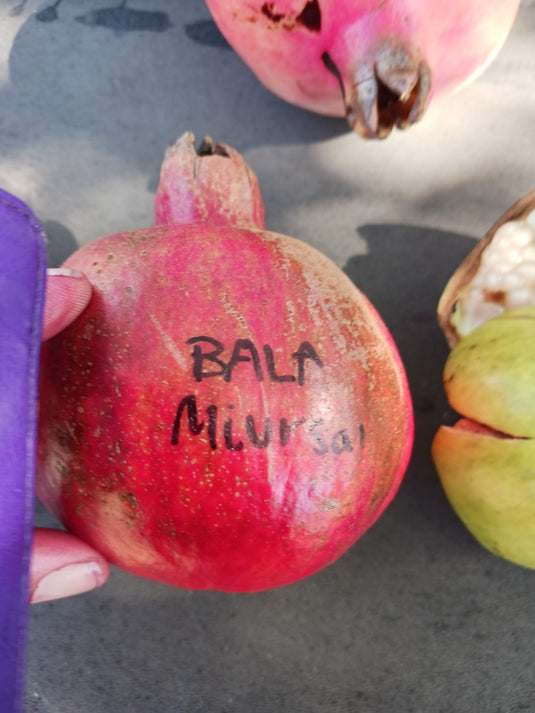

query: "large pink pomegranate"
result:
(205, 0), (520, 138)
(37, 134), (413, 592)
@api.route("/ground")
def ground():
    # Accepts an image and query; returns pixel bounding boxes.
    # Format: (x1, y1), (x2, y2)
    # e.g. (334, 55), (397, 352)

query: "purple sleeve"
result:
(0, 189), (46, 713)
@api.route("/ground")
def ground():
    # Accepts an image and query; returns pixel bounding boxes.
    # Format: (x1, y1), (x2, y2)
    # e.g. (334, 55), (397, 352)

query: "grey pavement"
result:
(2, 1), (535, 711)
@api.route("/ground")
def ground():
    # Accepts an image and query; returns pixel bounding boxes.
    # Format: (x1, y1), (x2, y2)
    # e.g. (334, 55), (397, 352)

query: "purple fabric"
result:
(0, 190), (46, 713)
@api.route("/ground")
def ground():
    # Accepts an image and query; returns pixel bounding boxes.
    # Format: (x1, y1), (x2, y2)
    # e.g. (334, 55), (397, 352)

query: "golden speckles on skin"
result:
(120, 492), (138, 509)
(219, 291), (250, 332)
(316, 497), (340, 512)
(82, 321), (95, 340)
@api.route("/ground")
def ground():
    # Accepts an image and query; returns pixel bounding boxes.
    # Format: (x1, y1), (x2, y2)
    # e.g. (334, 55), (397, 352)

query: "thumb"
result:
(30, 528), (109, 604)
(43, 268), (92, 341)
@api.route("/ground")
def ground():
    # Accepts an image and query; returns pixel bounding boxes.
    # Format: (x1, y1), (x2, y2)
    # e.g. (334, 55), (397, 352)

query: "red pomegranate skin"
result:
(37, 135), (413, 592)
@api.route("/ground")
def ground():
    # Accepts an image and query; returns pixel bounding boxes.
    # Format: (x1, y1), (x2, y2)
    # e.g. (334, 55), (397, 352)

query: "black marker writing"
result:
(186, 337), (324, 385)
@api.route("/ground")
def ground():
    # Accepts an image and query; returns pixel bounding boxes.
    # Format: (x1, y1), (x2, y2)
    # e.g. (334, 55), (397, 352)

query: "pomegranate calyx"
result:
(154, 132), (266, 230)
(342, 39), (431, 139)
(196, 136), (231, 158)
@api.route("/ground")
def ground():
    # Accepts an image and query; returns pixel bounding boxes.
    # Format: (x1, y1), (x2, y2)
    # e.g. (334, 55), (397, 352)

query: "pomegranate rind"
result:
(37, 223), (413, 592)
(432, 423), (535, 569)
(443, 307), (535, 439)
(438, 190), (535, 347)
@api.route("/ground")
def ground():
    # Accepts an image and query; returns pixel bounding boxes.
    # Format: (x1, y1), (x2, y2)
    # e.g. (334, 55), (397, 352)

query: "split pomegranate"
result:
(438, 190), (535, 347)
(433, 193), (535, 568)
(205, 0), (520, 138)
(36, 134), (413, 592)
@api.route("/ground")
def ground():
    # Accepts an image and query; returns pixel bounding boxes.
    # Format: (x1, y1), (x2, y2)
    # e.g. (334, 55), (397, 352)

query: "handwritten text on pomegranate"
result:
(170, 336), (360, 455)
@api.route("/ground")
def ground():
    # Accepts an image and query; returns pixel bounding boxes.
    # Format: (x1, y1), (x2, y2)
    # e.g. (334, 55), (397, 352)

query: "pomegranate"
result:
(437, 191), (535, 347)
(205, 0), (520, 139)
(433, 193), (535, 568)
(37, 133), (413, 592)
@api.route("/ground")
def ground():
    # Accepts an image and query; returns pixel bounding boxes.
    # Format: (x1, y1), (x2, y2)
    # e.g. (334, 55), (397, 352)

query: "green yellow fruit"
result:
(432, 307), (535, 567)
(432, 419), (535, 567)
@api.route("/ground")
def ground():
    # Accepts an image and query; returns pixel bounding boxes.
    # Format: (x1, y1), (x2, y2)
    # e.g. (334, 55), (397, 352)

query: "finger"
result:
(42, 268), (92, 341)
(30, 528), (109, 604)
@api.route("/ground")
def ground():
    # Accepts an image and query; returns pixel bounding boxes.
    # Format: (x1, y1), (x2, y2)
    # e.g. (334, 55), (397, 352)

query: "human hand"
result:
(30, 269), (109, 603)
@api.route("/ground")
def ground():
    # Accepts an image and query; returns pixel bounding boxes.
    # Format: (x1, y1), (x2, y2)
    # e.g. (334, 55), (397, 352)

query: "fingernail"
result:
(46, 268), (85, 279)
(31, 561), (106, 604)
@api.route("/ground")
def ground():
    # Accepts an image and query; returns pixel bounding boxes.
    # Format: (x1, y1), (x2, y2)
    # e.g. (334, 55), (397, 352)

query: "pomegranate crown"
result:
(154, 132), (266, 230)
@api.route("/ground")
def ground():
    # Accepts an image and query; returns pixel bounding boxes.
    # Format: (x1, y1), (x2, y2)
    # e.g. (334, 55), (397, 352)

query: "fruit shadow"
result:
(5, 0), (347, 179)
(343, 222), (472, 503)
(41, 220), (79, 266)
